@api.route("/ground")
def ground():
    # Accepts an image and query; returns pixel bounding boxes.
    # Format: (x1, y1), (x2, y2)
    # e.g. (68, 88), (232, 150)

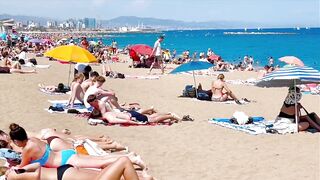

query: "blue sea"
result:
(93, 28), (320, 70)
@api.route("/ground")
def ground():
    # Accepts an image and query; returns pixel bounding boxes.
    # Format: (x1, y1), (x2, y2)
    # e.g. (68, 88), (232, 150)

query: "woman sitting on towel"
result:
(87, 95), (192, 124)
(67, 73), (85, 107)
(277, 87), (320, 131)
(8, 123), (146, 170)
(211, 74), (241, 104)
(5, 159), (141, 180)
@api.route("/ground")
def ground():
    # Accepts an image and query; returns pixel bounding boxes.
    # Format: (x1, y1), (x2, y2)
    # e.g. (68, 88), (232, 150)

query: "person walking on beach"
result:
(149, 35), (165, 74)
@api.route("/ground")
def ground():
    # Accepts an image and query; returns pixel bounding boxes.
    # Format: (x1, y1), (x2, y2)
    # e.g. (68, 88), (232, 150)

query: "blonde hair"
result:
(73, 73), (85, 82)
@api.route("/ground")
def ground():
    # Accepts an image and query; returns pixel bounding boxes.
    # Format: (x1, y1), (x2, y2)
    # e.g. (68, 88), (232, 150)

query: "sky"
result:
(0, 0), (319, 27)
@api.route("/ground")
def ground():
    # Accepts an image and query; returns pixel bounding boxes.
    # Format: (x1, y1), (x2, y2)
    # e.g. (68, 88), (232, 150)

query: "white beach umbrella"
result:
(256, 66), (320, 132)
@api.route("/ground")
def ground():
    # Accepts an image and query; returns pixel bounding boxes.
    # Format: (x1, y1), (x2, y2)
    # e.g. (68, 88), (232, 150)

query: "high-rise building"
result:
(84, 18), (96, 29)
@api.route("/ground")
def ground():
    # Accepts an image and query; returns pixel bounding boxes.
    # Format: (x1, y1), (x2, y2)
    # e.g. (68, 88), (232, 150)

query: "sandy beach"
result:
(0, 54), (319, 180)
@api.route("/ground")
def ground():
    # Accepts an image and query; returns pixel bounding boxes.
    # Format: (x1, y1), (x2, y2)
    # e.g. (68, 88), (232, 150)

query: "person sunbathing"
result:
(211, 74), (241, 104)
(8, 123), (146, 170)
(2, 51), (36, 73)
(81, 71), (100, 93)
(5, 159), (141, 180)
(87, 95), (192, 124)
(67, 73), (85, 107)
(83, 76), (123, 110)
(276, 87), (320, 132)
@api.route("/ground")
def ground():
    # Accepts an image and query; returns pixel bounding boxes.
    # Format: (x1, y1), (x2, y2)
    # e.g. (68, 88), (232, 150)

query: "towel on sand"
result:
(87, 118), (172, 127)
(39, 88), (70, 95)
(125, 75), (160, 80)
(208, 117), (267, 135)
(46, 100), (90, 114)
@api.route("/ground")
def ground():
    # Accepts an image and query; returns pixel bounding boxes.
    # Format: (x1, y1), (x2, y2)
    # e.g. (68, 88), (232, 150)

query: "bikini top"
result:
(31, 144), (51, 166)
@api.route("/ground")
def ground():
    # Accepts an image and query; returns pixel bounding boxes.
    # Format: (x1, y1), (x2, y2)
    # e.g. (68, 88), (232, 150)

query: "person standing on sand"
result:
(149, 35), (165, 74)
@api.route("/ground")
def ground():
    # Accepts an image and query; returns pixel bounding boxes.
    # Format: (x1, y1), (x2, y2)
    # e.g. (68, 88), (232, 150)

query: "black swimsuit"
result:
(57, 164), (74, 180)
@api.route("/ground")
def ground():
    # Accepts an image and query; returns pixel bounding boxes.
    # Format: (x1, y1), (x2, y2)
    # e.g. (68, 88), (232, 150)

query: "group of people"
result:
(0, 124), (152, 180)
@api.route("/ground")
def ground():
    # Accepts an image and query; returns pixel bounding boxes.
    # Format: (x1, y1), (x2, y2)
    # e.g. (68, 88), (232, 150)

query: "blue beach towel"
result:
(208, 117), (267, 135)
(46, 100), (90, 114)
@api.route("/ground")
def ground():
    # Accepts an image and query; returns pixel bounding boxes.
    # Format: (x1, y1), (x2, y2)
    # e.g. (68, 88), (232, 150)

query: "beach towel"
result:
(87, 118), (172, 127)
(46, 100), (90, 114)
(39, 88), (70, 95)
(22, 63), (51, 69)
(125, 75), (160, 80)
(190, 98), (252, 105)
(209, 117), (267, 135)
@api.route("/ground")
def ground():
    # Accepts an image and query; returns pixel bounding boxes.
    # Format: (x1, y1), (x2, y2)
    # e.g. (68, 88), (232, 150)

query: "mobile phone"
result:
(14, 169), (26, 174)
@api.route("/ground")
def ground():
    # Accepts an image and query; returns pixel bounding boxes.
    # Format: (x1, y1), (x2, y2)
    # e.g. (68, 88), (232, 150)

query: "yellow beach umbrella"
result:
(44, 45), (97, 63)
(44, 45), (97, 84)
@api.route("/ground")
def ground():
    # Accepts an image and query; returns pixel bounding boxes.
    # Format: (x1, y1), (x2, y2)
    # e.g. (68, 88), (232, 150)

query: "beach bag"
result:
(197, 92), (211, 101)
(29, 58), (37, 65)
(0, 67), (10, 74)
(302, 107), (320, 126)
(116, 73), (125, 79)
(183, 85), (196, 97)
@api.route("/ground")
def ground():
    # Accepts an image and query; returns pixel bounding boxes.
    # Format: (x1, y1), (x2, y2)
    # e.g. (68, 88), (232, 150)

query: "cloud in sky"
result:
(0, 0), (319, 26)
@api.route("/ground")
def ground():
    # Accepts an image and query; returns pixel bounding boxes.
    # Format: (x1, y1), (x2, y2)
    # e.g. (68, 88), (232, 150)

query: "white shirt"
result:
(84, 86), (99, 108)
(153, 40), (161, 56)
(18, 51), (27, 60)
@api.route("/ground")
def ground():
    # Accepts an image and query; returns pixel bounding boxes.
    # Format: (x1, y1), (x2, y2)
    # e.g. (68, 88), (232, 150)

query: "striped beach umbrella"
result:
(256, 66), (320, 132)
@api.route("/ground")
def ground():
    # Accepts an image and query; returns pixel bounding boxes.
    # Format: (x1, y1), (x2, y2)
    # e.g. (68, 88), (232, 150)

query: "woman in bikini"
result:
(277, 87), (320, 132)
(5, 159), (141, 180)
(8, 123), (146, 170)
(211, 74), (241, 104)
(67, 73), (85, 107)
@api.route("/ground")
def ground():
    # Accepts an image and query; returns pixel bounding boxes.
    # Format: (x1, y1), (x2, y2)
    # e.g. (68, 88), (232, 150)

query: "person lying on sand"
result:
(7, 123), (146, 170)
(1, 51), (36, 74)
(5, 159), (142, 180)
(87, 94), (193, 125)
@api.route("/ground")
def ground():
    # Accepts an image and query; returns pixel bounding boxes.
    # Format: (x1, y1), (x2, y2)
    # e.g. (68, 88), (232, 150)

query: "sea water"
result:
(93, 28), (320, 70)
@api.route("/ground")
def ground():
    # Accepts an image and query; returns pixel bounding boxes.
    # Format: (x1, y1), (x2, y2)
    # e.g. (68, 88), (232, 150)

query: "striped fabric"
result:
(257, 66), (320, 87)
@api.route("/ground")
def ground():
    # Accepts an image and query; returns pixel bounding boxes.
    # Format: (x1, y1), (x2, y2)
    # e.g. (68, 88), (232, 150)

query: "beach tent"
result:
(129, 44), (153, 56)
(44, 45), (97, 84)
(256, 66), (320, 132)
(170, 61), (214, 97)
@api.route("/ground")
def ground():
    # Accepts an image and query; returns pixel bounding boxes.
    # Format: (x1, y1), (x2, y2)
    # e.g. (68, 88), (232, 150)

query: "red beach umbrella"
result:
(129, 44), (153, 56)
(209, 54), (221, 61)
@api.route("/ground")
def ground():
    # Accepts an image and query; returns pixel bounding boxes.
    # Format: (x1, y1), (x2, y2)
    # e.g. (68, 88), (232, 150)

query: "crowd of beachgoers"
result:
(0, 32), (320, 180)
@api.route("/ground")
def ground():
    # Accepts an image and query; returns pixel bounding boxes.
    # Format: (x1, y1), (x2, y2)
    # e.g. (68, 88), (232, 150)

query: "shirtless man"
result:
(81, 71), (99, 92)
(83, 76), (122, 110)
(67, 73), (85, 107)
(211, 74), (241, 104)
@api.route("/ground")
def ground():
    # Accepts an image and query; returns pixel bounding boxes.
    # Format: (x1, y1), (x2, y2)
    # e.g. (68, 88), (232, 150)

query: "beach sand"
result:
(0, 54), (319, 180)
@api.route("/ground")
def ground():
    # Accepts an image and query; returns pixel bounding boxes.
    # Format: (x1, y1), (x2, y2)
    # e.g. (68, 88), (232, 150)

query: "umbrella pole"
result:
(294, 80), (298, 133)
(67, 64), (71, 86)
(193, 70), (198, 98)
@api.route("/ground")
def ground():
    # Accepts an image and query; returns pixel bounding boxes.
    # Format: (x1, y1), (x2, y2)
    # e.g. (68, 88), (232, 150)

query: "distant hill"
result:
(0, 14), (59, 25)
(0, 14), (298, 29)
(101, 16), (249, 29)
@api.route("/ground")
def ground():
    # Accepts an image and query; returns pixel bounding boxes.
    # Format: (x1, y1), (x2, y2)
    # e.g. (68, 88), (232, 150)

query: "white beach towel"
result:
(39, 88), (70, 95)
(23, 62), (51, 69)
(190, 98), (251, 105)
(83, 139), (109, 156)
(226, 78), (257, 86)
(125, 75), (160, 80)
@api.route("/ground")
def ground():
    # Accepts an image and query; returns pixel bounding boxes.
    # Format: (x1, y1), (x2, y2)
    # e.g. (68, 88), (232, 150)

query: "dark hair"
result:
(9, 123), (28, 141)
(84, 65), (92, 73)
(89, 109), (102, 119)
(90, 71), (99, 78)
(87, 94), (97, 104)
(57, 83), (64, 91)
(2, 51), (9, 58)
(0, 130), (6, 135)
(0, 140), (8, 148)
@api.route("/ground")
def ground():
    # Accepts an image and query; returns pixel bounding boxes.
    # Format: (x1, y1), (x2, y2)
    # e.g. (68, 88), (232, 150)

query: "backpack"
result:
(197, 92), (211, 101)
(183, 85), (196, 98)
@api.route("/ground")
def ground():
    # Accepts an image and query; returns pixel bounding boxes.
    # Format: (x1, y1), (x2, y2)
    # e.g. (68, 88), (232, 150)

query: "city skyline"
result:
(0, 0), (319, 27)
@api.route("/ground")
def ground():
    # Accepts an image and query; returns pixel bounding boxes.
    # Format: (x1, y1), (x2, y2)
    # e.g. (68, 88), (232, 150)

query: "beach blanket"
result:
(208, 117), (267, 135)
(226, 78), (257, 86)
(125, 75), (160, 80)
(180, 70), (217, 76)
(39, 88), (70, 95)
(87, 118), (172, 127)
(189, 98), (252, 105)
(46, 100), (90, 114)
(22, 63), (51, 69)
